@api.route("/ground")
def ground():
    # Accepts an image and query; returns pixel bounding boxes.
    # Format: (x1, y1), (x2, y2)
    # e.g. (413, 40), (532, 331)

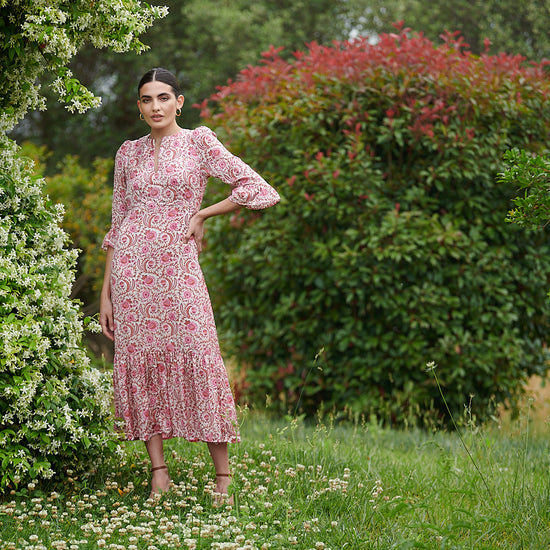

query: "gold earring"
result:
(139, 113), (144, 121)
(176, 108), (182, 117)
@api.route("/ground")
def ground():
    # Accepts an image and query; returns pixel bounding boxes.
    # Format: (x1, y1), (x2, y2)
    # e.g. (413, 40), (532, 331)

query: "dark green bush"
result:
(198, 28), (550, 423)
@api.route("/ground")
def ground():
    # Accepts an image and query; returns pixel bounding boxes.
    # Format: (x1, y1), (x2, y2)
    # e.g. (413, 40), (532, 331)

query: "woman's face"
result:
(137, 80), (184, 131)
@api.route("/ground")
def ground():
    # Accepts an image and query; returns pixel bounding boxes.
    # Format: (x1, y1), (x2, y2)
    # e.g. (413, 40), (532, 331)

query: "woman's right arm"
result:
(100, 142), (130, 341)
(100, 246), (115, 341)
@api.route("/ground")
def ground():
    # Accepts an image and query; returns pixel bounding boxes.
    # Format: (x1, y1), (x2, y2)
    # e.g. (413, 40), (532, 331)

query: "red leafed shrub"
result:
(198, 25), (550, 424)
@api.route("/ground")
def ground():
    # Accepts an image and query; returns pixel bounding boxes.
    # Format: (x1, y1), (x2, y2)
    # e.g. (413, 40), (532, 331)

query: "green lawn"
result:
(1, 408), (549, 549)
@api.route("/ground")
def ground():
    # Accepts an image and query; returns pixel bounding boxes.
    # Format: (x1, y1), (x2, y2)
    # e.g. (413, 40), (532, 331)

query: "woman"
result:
(99, 68), (279, 500)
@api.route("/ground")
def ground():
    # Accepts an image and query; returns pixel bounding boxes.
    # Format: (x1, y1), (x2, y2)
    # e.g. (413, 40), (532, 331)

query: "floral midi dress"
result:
(102, 126), (280, 442)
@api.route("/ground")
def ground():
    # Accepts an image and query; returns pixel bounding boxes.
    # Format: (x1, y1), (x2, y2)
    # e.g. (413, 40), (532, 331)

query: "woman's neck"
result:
(149, 122), (182, 141)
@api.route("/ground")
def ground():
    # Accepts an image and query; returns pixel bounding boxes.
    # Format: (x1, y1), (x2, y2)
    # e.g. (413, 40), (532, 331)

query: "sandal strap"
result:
(216, 473), (231, 477)
(152, 465), (168, 472)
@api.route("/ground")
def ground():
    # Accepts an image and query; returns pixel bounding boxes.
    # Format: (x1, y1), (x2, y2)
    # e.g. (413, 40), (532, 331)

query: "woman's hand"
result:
(100, 293), (115, 341)
(185, 212), (206, 253)
(184, 199), (241, 254)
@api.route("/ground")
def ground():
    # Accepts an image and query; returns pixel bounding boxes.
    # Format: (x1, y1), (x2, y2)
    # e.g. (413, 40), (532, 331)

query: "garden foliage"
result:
(0, 0), (166, 491)
(500, 148), (550, 229)
(199, 25), (550, 422)
(21, 143), (114, 311)
(0, 0), (167, 133)
(0, 140), (116, 490)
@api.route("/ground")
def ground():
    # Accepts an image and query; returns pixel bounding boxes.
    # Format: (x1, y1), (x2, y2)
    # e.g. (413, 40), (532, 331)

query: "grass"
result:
(0, 406), (549, 550)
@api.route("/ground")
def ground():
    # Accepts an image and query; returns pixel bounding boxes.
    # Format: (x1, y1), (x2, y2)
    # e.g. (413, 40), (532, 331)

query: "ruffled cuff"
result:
(229, 182), (280, 210)
(101, 229), (117, 250)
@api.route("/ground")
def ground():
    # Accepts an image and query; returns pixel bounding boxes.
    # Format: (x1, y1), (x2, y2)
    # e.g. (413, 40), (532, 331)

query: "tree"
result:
(346, 0), (550, 59)
(198, 26), (550, 424)
(0, 0), (166, 490)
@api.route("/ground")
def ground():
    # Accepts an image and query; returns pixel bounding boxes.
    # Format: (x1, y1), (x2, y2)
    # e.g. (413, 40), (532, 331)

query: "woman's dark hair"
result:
(138, 68), (181, 97)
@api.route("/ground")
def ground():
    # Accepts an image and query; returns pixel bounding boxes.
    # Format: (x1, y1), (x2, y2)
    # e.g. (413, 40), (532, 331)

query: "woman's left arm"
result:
(192, 126), (280, 210)
(188, 127), (281, 253)
(184, 197), (241, 253)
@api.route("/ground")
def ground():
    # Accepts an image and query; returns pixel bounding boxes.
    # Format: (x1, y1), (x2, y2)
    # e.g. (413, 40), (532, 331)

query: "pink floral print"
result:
(102, 126), (279, 442)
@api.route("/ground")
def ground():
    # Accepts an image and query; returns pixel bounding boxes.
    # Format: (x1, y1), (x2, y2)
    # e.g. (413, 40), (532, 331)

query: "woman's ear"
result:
(178, 94), (185, 109)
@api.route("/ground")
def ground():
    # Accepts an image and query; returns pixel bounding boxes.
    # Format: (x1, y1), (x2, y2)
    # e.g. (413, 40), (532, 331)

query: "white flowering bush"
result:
(0, 0), (168, 132)
(0, 136), (117, 489)
(0, 0), (167, 490)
